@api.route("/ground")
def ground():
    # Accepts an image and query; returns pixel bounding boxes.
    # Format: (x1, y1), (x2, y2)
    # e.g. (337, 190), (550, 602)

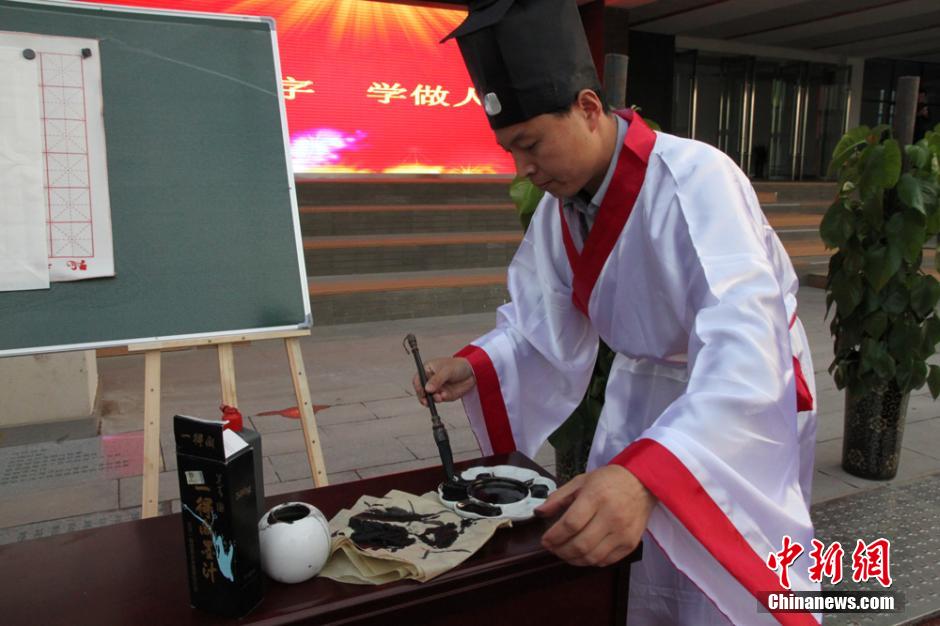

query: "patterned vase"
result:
(841, 381), (910, 480)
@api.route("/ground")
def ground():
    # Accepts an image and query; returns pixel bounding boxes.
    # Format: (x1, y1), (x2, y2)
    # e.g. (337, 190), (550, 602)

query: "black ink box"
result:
(174, 414), (263, 618)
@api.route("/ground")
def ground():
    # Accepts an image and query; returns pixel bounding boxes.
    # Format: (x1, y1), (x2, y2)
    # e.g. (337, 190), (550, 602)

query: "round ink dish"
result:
(437, 465), (557, 522)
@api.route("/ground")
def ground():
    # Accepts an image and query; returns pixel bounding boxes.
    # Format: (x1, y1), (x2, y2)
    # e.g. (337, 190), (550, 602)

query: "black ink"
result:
(455, 500), (502, 517)
(417, 522), (461, 549)
(469, 477), (529, 504)
(356, 505), (445, 524)
(268, 503), (310, 525)
(530, 484), (550, 499)
(439, 479), (470, 502)
(348, 517), (415, 551)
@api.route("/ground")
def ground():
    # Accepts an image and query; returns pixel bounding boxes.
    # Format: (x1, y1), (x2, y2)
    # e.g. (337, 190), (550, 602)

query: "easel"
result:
(128, 329), (327, 518)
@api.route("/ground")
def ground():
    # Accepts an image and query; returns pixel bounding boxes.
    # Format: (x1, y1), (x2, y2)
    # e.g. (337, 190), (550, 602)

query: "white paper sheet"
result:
(0, 45), (49, 292)
(0, 31), (115, 283)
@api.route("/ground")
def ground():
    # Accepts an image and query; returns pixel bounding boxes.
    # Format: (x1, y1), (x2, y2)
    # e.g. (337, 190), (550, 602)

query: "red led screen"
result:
(80, 0), (514, 175)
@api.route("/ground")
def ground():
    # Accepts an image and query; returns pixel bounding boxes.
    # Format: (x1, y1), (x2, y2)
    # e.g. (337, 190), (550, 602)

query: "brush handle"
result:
(434, 423), (456, 482)
(406, 334), (455, 482)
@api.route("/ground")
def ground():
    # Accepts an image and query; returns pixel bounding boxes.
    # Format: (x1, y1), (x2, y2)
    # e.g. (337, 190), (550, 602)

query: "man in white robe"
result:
(416, 1), (821, 624)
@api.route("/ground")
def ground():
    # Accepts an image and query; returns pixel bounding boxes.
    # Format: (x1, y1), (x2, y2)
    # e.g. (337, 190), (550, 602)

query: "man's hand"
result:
(412, 357), (476, 405)
(536, 464), (655, 567)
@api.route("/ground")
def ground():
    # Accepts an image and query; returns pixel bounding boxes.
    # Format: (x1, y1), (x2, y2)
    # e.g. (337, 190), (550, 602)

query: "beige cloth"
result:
(319, 490), (510, 584)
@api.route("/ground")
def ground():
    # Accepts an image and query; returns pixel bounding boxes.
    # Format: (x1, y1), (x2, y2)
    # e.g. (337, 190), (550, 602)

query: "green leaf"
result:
(858, 144), (884, 199)
(870, 124), (892, 141)
(509, 176), (544, 232)
(831, 275), (864, 317)
(843, 249), (865, 274)
(895, 357), (914, 391)
(862, 311), (888, 339)
(861, 193), (884, 229)
(928, 365), (940, 399)
(880, 139), (902, 188)
(861, 286), (882, 315)
(898, 173), (926, 213)
(912, 360), (929, 391)
(923, 315), (940, 351)
(881, 281), (909, 315)
(885, 210), (926, 265)
(836, 321), (863, 353)
(828, 126), (870, 177)
(887, 319), (923, 360)
(907, 144), (929, 169)
(863, 245), (902, 292)
(819, 201), (855, 248)
(861, 338), (895, 379)
(910, 275), (940, 318)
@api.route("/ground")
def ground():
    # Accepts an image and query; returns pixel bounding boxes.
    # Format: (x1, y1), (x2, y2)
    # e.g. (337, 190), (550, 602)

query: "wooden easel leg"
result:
(218, 343), (238, 407)
(141, 350), (162, 518)
(284, 337), (328, 487)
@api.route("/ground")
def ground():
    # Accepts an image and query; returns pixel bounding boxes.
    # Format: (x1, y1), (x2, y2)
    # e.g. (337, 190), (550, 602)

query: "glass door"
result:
(753, 60), (806, 180)
(717, 56), (750, 166)
(801, 65), (850, 179)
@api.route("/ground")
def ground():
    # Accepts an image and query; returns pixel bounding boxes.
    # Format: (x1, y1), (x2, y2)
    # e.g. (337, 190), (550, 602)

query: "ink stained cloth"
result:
(319, 490), (510, 585)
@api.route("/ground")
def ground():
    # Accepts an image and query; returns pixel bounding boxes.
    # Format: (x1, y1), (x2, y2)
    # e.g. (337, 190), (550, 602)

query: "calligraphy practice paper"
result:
(0, 31), (114, 283)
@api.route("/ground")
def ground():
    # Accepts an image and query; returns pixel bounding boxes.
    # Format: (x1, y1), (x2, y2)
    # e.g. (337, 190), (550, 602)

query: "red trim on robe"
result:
(558, 109), (657, 319)
(559, 208), (587, 315)
(788, 313), (814, 412)
(454, 345), (517, 454)
(610, 439), (819, 626)
(793, 357), (813, 412)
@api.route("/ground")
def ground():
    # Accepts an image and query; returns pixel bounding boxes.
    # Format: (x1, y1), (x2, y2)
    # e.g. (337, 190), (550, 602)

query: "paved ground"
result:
(1, 286), (938, 624)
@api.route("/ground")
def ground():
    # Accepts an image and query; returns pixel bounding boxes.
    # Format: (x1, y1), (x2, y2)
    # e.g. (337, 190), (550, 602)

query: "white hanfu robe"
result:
(456, 110), (820, 625)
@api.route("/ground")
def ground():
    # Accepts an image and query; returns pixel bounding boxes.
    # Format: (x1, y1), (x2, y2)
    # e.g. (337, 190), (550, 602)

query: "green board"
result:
(0, 0), (309, 356)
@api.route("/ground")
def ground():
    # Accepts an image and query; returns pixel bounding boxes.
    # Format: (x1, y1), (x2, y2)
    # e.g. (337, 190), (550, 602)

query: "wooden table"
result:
(0, 452), (639, 625)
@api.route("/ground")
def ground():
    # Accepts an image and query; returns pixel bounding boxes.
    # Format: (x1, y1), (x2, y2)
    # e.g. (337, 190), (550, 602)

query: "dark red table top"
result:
(0, 452), (638, 626)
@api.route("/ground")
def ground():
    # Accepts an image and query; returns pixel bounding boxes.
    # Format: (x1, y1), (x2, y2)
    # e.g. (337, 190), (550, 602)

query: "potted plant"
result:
(821, 121), (940, 479)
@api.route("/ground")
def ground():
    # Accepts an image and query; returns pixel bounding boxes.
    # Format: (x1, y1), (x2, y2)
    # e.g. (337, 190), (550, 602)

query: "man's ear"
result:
(576, 89), (603, 128)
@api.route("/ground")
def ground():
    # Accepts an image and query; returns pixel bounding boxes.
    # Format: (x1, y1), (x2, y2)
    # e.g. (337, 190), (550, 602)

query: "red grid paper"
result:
(39, 51), (95, 260)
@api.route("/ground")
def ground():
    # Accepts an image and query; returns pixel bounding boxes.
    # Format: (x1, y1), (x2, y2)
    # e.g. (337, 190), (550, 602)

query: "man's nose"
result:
(512, 152), (536, 178)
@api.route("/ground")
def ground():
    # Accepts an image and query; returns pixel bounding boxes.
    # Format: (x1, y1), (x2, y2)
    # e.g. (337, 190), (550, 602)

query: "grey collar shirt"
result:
(562, 114), (628, 239)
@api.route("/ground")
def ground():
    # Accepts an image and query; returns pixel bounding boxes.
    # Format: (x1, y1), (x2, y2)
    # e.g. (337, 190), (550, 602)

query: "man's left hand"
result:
(535, 464), (656, 567)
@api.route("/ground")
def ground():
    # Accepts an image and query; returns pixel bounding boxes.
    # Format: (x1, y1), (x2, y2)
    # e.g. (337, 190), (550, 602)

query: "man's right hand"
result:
(412, 357), (476, 406)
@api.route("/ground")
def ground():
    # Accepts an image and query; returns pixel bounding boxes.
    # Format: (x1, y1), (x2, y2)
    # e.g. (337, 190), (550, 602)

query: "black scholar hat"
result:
(442, 0), (600, 130)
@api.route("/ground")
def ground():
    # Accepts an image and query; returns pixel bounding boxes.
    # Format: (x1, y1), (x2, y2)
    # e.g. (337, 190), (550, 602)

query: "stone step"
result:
(305, 237), (845, 325)
(295, 178), (836, 209)
(752, 181), (837, 203)
(303, 232), (522, 276)
(295, 177), (513, 206)
(300, 203), (823, 236)
(303, 218), (825, 277)
(761, 200), (831, 215)
(771, 213), (823, 241)
(803, 248), (938, 288)
(300, 204), (521, 236)
(308, 269), (508, 325)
